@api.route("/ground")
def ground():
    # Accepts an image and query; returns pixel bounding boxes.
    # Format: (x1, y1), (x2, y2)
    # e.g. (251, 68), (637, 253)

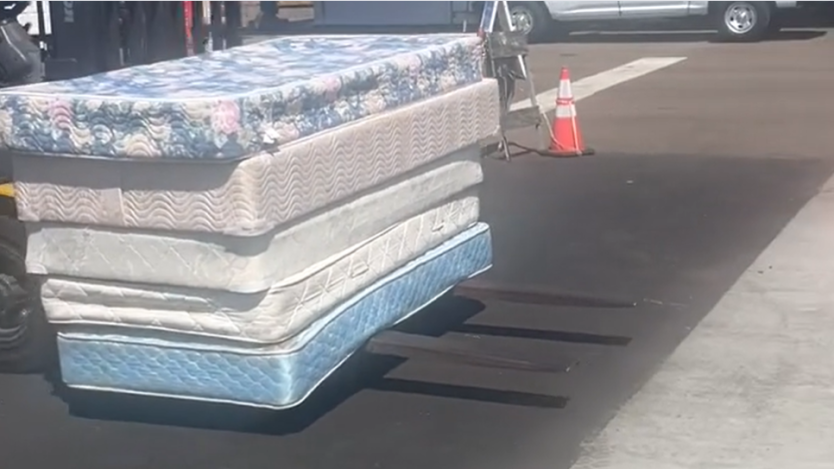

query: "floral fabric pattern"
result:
(0, 34), (484, 161)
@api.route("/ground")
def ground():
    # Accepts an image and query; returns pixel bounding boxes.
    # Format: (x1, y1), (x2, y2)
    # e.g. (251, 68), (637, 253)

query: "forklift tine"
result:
(455, 280), (638, 309)
(365, 331), (576, 374)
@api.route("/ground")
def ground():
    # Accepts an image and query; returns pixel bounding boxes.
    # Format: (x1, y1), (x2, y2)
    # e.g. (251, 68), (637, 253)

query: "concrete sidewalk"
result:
(573, 174), (834, 469)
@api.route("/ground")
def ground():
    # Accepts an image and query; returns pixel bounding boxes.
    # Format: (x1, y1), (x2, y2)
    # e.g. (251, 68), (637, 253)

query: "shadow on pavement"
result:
(466, 152), (834, 468)
(3, 150), (831, 469)
(42, 153), (833, 456)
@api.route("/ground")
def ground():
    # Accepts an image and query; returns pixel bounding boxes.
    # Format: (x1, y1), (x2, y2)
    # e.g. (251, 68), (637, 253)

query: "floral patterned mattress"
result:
(0, 34), (484, 161)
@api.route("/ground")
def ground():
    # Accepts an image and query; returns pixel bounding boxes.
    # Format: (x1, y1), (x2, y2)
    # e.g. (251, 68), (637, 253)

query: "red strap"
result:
(183, 1), (194, 56)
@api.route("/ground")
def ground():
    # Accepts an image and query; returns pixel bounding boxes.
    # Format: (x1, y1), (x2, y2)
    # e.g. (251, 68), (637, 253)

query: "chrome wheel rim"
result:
(510, 8), (534, 35)
(724, 3), (758, 35)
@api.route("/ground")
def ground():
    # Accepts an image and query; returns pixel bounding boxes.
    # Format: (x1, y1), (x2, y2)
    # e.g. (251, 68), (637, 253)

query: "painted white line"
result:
(511, 57), (687, 112)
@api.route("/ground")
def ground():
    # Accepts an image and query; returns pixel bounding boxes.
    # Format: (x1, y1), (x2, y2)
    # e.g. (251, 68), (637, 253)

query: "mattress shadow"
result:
(7, 149), (834, 469)
(47, 295), (581, 435)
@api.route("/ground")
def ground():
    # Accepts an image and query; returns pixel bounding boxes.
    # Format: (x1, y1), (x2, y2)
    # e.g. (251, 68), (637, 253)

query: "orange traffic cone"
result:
(548, 68), (594, 157)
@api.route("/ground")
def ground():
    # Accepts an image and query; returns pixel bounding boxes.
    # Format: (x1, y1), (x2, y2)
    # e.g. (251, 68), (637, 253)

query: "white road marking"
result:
(511, 57), (687, 112)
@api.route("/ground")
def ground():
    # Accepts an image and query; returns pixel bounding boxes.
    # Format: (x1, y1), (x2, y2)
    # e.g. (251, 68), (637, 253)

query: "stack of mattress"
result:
(0, 34), (499, 408)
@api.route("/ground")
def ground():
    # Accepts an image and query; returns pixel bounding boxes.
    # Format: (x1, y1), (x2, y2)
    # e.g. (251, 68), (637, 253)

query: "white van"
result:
(509, 1), (801, 42)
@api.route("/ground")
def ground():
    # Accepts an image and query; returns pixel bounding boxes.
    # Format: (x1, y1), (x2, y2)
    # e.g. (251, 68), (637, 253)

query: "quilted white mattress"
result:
(12, 80), (499, 236)
(25, 147), (483, 292)
(41, 193), (480, 343)
(54, 224), (493, 409)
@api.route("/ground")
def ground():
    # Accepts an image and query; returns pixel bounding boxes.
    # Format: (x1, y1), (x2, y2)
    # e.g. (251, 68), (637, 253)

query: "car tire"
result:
(0, 233), (53, 374)
(764, 15), (782, 38)
(508, 2), (552, 42)
(715, 1), (772, 42)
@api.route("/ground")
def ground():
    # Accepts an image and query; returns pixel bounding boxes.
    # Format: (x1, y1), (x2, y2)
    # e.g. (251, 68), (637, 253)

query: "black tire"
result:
(0, 228), (53, 374)
(508, 2), (553, 43)
(764, 14), (782, 37)
(715, 1), (772, 42)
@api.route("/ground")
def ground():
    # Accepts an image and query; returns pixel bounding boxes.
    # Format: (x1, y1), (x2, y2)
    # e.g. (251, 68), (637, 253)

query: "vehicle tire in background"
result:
(764, 14), (783, 38)
(714, 1), (772, 42)
(508, 2), (552, 42)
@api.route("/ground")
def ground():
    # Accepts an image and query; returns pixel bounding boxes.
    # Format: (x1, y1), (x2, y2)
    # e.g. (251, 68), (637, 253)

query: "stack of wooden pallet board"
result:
(0, 33), (499, 408)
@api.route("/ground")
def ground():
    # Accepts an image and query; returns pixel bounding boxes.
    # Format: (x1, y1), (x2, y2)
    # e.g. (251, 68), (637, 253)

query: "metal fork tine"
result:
(455, 280), (637, 308)
(366, 331), (576, 374)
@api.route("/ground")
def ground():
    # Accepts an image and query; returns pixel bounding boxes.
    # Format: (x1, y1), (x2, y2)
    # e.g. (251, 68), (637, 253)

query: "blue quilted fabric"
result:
(0, 34), (484, 161)
(56, 223), (493, 409)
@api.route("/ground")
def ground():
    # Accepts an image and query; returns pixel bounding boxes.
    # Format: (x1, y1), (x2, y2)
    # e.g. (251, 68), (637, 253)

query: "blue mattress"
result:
(0, 34), (484, 161)
(55, 223), (493, 409)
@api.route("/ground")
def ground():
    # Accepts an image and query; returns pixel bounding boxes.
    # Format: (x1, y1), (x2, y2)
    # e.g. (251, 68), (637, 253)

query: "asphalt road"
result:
(2, 24), (834, 469)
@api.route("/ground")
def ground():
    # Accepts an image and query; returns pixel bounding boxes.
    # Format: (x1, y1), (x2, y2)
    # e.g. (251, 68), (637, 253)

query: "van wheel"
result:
(715, 1), (772, 42)
(508, 2), (552, 42)
(765, 15), (782, 37)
